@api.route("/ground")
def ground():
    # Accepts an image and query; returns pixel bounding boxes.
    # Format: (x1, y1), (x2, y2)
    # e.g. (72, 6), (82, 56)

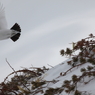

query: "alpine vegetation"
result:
(0, 34), (95, 95)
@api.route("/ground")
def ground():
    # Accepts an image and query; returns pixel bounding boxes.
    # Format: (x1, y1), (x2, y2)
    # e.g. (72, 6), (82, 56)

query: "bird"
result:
(0, 4), (21, 42)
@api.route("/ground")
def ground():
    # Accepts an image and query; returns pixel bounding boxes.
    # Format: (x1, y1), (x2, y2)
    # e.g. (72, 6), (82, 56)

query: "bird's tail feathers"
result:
(10, 23), (21, 42)
(10, 23), (21, 32)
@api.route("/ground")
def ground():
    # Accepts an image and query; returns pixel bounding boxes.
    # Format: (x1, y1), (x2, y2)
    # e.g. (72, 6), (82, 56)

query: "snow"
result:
(31, 58), (95, 95)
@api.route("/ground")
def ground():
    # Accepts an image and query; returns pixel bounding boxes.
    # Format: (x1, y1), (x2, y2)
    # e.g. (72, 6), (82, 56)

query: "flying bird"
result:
(0, 4), (21, 42)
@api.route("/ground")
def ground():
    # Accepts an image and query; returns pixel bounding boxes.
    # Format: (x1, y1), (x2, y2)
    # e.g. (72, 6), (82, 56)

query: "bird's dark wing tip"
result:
(10, 23), (21, 32)
(10, 33), (21, 42)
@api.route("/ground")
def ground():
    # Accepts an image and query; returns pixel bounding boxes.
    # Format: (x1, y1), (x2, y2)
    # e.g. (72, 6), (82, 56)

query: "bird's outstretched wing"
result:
(0, 3), (21, 42)
(0, 3), (7, 29)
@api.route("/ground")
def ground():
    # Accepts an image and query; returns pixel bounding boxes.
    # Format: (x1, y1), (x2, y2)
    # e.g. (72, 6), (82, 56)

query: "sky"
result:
(0, 0), (95, 82)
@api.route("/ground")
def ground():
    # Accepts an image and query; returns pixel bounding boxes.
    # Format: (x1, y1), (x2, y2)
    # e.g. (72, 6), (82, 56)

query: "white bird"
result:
(0, 4), (21, 42)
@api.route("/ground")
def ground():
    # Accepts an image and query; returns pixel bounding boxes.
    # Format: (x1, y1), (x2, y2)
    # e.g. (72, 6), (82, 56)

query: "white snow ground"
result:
(31, 58), (95, 95)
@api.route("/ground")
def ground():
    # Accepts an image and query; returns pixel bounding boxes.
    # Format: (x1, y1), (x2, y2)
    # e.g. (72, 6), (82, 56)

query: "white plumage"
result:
(0, 4), (21, 42)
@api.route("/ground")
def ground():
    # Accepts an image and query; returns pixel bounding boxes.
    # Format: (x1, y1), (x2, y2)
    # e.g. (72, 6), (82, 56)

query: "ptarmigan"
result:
(0, 4), (21, 42)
